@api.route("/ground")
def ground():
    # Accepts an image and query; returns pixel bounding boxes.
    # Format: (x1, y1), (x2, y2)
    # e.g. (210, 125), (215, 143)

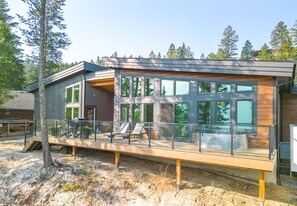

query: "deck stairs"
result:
(23, 137), (42, 152)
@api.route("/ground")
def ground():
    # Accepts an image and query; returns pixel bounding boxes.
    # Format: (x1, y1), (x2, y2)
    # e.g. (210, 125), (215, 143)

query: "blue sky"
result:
(7, 0), (297, 63)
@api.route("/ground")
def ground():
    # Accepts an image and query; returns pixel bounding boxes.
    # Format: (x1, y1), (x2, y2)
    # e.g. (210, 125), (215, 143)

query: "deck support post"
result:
(72, 146), (77, 157)
(176, 159), (182, 189)
(115, 151), (120, 167)
(259, 170), (265, 204)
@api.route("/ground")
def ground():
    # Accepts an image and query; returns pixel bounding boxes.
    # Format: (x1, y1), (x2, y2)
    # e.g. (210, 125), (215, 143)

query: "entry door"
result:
(87, 107), (96, 130)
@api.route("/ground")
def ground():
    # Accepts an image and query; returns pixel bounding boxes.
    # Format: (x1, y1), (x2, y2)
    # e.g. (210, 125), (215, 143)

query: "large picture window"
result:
(120, 104), (129, 122)
(121, 76), (130, 97)
(216, 101), (231, 124)
(175, 103), (189, 123)
(237, 100), (253, 124)
(198, 101), (211, 124)
(144, 104), (154, 122)
(132, 77), (141, 97)
(176, 81), (189, 95)
(132, 104), (141, 122)
(65, 84), (80, 119)
(145, 78), (154, 96)
(161, 80), (174, 96)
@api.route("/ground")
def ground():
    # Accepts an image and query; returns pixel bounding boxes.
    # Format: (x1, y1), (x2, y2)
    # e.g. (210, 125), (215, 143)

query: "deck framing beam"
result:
(176, 160), (182, 189)
(259, 170), (265, 203)
(115, 151), (120, 167)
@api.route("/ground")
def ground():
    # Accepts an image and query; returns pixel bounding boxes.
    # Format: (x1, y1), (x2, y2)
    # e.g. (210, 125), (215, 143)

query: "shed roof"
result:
(26, 61), (109, 92)
(0, 91), (34, 110)
(102, 57), (295, 78)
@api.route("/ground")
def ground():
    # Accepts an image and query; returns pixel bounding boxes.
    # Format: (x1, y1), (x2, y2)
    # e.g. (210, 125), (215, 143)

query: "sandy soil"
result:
(0, 139), (295, 206)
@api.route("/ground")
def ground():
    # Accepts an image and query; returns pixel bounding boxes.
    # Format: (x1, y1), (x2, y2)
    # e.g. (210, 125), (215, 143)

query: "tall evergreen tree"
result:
(270, 21), (293, 60)
(218, 25), (239, 59)
(149, 50), (156, 58)
(206, 52), (217, 60)
(177, 42), (186, 59)
(0, 0), (24, 104)
(290, 20), (297, 60)
(111, 51), (118, 57)
(185, 46), (194, 59)
(96, 56), (102, 65)
(167, 43), (176, 59)
(240, 40), (253, 60)
(157, 52), (161, 58)
(200, 53), (205, 59)
(257, 43), (273, 60)
(20, 0), (70, 168)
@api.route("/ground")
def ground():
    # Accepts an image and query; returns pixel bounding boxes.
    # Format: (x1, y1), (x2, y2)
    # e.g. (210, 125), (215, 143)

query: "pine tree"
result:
(111, 52), (118, 57)
(270, 21), (293, 60)
(157, 52), (161, 58)
(219, 25), (239, 59)
(20, 0), (70, 168)
(167, 43), (176, 59)
(149, 50), (156, 58)
(0, 0), (24, 104)
(90, 59), (95, 64)
(240, 40), (253, 60)
(291, 20), (297, 60)
(185, 46), (194, 59)
(200, 53), (205, 59)
(177, 42), (186, 59)
(206, 52), (217, 60)
(257, 43), (274, 60)
(96, 56), (102, 65)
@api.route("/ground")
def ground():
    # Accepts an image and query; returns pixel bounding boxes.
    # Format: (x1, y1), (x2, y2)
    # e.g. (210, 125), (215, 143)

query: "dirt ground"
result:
(0, 139), (295, 206)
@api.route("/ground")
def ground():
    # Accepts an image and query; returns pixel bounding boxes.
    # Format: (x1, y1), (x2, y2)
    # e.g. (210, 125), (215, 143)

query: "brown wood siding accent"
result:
(0, 109), (34, 120)
(122, 69), (273, 148)
(281, 93), (297, 141)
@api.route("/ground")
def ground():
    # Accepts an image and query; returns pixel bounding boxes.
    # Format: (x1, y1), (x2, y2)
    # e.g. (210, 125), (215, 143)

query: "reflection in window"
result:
(145, 78), (154, 96)
(133, 77), (141, 97)
(237, 85), (253, 92)
(132, 104), (141, 122)
(66, 88), (72, 103)
(73, 85), (80, 102)
(216, 83), (231, 93)
(198, 82), (211, 93)
(121, 76), (130, 97)
(66, 108), (72, 120)
(66, 107), (79, 120)
(120, 104), (129, 122)
(144, 104), (154, 122)
(161, 80), (174, 96)
(198, 101), (211, 124)
(176, 81), (189, 95)
(216, 101), (230, 124)
(237, 100), (252, 124)
(175, 103), (189, 123)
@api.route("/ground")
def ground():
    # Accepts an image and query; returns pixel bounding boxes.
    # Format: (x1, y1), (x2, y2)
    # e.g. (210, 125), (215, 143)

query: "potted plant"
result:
(81, 125), (92, 139)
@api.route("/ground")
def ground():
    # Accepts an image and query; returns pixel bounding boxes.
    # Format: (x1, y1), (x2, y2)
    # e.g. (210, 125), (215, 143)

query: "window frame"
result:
(65, 83), (81, 120)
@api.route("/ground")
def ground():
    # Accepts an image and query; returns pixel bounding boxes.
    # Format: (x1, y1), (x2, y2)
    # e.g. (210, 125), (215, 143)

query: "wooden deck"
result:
(24, 135), (275, 203)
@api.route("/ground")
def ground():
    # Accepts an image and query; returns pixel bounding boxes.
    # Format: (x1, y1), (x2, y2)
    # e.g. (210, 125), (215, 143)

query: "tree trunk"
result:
(39, 0), (53, 168)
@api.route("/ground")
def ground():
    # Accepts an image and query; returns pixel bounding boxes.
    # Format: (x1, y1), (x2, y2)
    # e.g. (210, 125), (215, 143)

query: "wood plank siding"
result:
(122, 69), (274, 148)
(281, 93), (297, 141)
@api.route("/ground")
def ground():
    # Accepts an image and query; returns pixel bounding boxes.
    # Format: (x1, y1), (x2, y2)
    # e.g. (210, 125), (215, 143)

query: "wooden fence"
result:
(0, 120), (33, 137)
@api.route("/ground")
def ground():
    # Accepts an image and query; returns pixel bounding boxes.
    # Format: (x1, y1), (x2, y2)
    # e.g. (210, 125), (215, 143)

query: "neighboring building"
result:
(0, 90), (34, 120)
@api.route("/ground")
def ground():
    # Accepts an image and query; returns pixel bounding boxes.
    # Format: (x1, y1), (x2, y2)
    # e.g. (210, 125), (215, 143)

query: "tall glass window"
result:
(198, 101), (211, 124)
(237, 85), (253, 92)
(175, 103), (189, 123)
(132, 77), (141, 97)
(73, 85), (80, 102)
(132, 104), (141, 122)
(237, 100), (253, 124)
(216, 83), (231, 93)
(121, 76), (130, 97)
(144, 78), (154, 96)
(120, 104), (129, 122)
(176, 81), (189, 95)
(198, 82), (211, 93)
(161, 80), (174, 96)
(66, 107), (79, 120)
(66, 88), (72, 103)
(65, 84), (80, 119)
(144, 104), (154, 122)
(216, 101), (231, 124)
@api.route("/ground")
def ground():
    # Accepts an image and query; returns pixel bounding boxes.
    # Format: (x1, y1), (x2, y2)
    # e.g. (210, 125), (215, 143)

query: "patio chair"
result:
(104, 122), (129, 138)
(121, 123), (145, 139)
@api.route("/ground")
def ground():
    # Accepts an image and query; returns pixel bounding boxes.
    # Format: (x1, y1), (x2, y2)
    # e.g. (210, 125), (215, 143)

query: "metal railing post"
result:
(94, 121), (97, 142)
(172, 124), (175, 149)
(80, 121), (82, 140)
(55, 120), (58, 138)
(148, 123), (151, 147)
(128, 122), (131, 145)
(230, 125), (234, 156)
(34, 119), (37, 136)
(198, 127), (202, 152)
(67, 120), (70, 138)
(110, 122), (113, 143)
(24, 132), (27, 146)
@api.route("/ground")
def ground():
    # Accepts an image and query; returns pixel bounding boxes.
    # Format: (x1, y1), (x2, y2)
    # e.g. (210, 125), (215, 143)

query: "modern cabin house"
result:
(26, 58), (297, 203)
